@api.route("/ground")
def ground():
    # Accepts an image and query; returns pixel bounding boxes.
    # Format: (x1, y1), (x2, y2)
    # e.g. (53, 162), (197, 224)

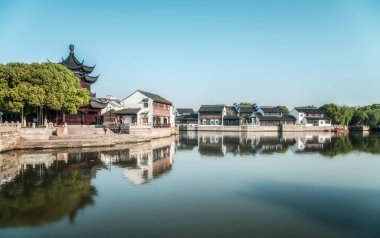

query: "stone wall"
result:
(242, 125), (279, 132)
(281, 125), (332, 132)
(0, 132), (20, 152)
(129, 127), (175, 139)
(20, 128), (56, 140)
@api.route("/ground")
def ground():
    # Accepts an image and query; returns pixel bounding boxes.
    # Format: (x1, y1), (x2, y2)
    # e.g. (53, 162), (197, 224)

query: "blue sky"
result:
(1, 0), (380, 109)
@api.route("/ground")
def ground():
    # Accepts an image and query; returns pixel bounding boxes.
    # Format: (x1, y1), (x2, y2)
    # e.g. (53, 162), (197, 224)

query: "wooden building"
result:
(198, 105), (226, 126)
(48, 45), (107, 125)
(251, 106), (296, 126)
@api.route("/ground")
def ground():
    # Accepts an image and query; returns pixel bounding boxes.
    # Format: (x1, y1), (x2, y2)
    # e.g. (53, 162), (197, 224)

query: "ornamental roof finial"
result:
(69, 44), (74, 52)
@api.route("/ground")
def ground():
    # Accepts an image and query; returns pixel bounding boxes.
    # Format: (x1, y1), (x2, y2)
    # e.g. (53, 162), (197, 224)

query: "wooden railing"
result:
(0, 122), (21, 134)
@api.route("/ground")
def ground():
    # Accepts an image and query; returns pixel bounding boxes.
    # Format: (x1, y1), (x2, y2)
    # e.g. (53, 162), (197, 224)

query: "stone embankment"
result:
(7, 125), (177, 151)
(0, 123), (21, 152)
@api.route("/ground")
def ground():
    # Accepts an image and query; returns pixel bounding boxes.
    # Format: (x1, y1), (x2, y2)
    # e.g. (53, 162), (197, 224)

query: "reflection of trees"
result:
(320, 136), (353, 157)
(321, 133), (380, 157)
(0, 156), (98, 228)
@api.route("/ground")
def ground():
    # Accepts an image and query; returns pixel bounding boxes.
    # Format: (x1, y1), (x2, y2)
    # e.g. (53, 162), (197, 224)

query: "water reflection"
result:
(0, 151), (98, 227)
(1, 132), (380, 236)
(100, 137), (175, 185)
(0, 137), (176, 227)
(177, 131), (380, 157)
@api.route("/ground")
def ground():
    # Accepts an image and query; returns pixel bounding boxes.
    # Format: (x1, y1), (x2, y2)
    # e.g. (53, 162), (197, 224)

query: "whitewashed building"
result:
(290, 107), (332, 126)
(121, 90), (174, 128)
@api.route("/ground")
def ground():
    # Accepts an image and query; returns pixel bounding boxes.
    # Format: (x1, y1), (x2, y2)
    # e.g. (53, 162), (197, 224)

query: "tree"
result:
(238, 102), (253, 106)
(275, 106), (289, 114)
(320, 103), (354, 126)
(0, 62), (90, 116)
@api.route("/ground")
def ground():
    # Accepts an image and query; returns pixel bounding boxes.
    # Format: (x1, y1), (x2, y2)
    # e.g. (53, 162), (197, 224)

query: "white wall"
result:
(122, 91), (153, 124)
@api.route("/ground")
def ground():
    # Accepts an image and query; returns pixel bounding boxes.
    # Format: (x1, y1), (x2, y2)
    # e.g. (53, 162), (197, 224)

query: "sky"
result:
(0, 0), (380, 109)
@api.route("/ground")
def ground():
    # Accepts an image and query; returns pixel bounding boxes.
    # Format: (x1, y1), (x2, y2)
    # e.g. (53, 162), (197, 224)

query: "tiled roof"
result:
(260, 106), (282, 114)
(294, 107), (324, 114)
(256, 114), (296, 121)
(239, 106), (254, 113)
(199, 105), (225, 113)
(224, 115), (240, 120)
(114, 108), (141, 115)
(138, 90), (172, 105)
(176, 108), (195, 114)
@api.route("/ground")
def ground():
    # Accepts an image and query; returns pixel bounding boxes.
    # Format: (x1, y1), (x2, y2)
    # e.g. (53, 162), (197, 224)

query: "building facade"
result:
(290, 107), (332, 126)
(122, 90), (174, 128)
(251, 106), (295, 126)
(198, 105), (226, 126)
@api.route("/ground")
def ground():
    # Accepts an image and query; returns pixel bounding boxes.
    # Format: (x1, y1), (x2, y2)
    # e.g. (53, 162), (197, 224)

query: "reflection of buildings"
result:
(177, 132), (336, 157)
(99, 137), (176, 186)
(198, 132), (226, 156)
(289, 133), (332, 152)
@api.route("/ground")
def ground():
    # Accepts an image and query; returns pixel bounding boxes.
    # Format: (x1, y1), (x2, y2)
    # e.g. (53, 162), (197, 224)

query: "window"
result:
(210, 119), (214, 125)
(144, 102), (148, 108)
(215, 119), (219, 125)
(203, 119), (207, 125)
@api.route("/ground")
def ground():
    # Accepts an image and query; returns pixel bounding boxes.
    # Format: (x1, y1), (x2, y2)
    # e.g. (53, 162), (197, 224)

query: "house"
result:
(122, 90), (174, 128)
(175, 108), (198, 127)
(175, 108), (195, 116)
(251, 106), (295, 126)
(290, 107), (332, 126)
(100, 95), (123, 124)
(176, 114), (198, 126)
(234, 104), (255, 124)
(198, 105), (226, 126)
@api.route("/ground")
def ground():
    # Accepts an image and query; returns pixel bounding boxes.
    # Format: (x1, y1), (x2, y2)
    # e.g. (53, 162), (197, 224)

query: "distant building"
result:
(198, 105), (226, 126)
(234, 104), (255, 124)
(121, 90), (174, 128)
(290, 107), (331, 126)
(251, 106), (295, 126)
(100, 96), (123, 124)
(175, 108), (195, 116)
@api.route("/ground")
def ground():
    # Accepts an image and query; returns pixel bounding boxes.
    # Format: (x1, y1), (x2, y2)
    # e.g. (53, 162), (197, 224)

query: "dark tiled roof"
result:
(224, 115), (240, 120)
(256, 114), (296, 121)
(260, 106), (282, 114)
(88, 98), (108, 109)
(60, 45), (98, 83)
(199, 105), (225, 113)
(239, 106), (254, 113)
(294, 107), (324, 114)
(176, 108), (195, 114)
(138, 90), (172, 105)
(114, 108), (141, 115)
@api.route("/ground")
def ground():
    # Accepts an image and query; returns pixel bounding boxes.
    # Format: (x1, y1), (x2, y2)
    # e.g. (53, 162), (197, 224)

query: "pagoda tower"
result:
(59, 45), (107, 125)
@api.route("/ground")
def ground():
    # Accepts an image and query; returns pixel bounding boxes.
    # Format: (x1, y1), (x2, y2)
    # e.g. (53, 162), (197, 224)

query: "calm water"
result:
(1, 131), (380, 238)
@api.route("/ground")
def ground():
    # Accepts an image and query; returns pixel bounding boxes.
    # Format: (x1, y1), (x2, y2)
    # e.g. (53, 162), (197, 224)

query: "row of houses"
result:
(175, 104), (332, 127)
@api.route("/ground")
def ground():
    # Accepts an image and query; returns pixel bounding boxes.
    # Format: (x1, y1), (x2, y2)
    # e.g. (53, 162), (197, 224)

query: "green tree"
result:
(320, 104), (354, 126)
(0, 62), (90, 115)
(275, 106), (289, 114)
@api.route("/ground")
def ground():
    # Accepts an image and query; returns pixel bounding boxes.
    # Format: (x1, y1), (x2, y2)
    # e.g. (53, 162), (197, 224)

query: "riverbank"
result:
(1, 125), (178, 152)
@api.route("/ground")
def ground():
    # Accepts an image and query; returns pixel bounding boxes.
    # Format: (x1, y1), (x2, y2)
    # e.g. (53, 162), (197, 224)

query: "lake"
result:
(1, 131), (380, 238)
